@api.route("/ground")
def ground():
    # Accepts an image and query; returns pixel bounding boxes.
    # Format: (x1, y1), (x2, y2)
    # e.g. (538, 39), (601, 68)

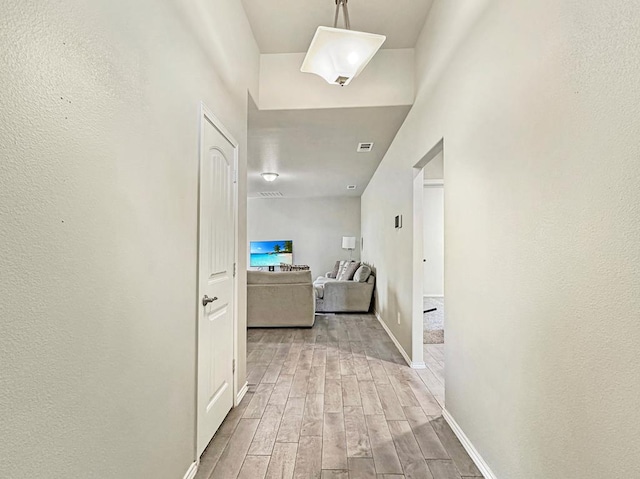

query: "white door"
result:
(197, 107), (237, 456)
(423, 184), (444, 296)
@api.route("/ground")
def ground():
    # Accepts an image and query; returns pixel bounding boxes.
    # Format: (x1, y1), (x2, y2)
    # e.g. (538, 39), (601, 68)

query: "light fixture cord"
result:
(333, 0), (351, 30)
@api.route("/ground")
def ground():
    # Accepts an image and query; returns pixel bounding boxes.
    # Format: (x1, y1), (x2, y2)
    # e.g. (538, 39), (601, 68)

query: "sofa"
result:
(314, 261), (375, 313)
(247, 270), (315, 327)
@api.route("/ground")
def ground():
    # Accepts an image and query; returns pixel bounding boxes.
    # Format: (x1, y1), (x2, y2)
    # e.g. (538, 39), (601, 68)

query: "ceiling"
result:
(243, 0), (428, 200)
(248, 104), (411, 198)
(241, 0), (434, 54)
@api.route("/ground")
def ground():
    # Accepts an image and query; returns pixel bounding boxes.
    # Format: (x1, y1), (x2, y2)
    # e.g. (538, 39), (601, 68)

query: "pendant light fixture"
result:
(301, 0), (386, 86)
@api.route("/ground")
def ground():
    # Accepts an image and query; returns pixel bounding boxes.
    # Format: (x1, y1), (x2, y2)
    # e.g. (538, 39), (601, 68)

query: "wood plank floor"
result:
(422, 344), (445, 408)
(196, 314), (483, 479)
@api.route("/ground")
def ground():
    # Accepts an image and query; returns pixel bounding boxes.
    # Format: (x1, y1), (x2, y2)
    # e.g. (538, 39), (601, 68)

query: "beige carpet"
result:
(423, 296), (444, 344)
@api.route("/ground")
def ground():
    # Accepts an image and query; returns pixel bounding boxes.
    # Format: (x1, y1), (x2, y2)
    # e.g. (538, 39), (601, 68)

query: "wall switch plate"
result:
(397, 312), (401, 324)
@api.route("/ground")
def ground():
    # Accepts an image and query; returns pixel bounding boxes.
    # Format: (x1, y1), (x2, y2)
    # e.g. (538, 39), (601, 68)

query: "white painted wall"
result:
(248, 197), (361, 279)
(362, 1), (640, 478)
(423, 185), (444, 296)
(0, 1), (258, 477)
(259, 49), (415, 110)
(424, 151), (444, 180)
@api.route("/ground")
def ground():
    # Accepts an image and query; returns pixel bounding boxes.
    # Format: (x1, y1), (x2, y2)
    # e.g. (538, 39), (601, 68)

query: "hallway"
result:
(196, 314), (483, 479)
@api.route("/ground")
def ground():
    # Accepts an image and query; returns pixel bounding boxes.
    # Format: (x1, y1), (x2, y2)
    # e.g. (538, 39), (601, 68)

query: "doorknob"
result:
(202, 295), (218, 306)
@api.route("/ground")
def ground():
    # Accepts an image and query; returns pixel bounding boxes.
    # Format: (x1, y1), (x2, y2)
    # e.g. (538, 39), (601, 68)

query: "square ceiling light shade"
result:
(301, 26), (386, 86)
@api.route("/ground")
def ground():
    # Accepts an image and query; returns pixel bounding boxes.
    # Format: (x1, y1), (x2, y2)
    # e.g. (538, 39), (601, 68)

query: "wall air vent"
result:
(357, 142), (374, 152)
(259, 191), (284, 198)
(347, 185), (357, 190)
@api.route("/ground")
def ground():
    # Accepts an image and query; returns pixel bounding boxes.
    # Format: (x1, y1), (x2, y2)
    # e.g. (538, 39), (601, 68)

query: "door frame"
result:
(196, 102), (239, 453)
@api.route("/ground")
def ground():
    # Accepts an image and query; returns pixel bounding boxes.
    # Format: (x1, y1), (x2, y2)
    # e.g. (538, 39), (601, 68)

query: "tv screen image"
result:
(250, 240), (293, 267)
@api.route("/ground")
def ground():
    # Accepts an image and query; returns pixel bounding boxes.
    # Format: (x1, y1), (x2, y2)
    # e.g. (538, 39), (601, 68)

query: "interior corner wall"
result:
(248, 197), (361, 279)
(0, 1), (259, 478)
(361, 0), (640, 478)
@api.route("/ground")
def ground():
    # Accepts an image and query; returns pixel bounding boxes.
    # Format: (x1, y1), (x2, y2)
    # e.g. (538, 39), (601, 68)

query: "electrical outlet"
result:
(397, 312), (401, 324)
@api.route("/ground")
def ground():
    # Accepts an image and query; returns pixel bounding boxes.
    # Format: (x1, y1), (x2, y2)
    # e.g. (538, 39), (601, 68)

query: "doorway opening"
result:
(412, 139), (445, 406)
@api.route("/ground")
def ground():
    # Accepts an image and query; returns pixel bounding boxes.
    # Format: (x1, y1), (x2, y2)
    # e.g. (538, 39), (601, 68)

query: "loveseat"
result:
(247, 270), (315, 327)
(313, 261), (375, 313)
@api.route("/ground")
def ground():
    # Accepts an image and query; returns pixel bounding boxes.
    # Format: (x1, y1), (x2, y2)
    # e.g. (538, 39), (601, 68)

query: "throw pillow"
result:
(344, 261), (361, 280)
(353, 264), (371, 283)
(335, 260), (348, 279)
(337, 261), (360, 281)
(329, 260), (341, 278)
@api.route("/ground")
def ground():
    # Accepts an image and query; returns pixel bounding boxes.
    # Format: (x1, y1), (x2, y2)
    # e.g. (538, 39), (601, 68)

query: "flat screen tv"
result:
(250, 240), (293, 267)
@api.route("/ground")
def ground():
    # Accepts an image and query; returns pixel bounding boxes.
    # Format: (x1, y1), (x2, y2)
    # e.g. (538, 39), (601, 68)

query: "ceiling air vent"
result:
(259, 191), (284, 198)
(347, 185), (357, 190)
(357, 142), (374, 152)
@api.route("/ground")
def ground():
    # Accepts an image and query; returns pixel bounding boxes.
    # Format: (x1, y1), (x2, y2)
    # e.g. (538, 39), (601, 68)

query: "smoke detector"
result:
(347, 185), (357, 190)
(259, 191), (284, 198)
(357, 142), (374, 152)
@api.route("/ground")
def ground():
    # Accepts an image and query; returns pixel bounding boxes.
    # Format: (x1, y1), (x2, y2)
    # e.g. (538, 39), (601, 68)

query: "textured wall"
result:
(362, 0), (640, 477)
(248, 197), (361, 279)
(0, 0), (258, 477)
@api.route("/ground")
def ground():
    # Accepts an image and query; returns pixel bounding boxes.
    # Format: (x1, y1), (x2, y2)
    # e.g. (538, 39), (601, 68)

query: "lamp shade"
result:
(301, 26), (386, 86)
(342, 236), (356, 250)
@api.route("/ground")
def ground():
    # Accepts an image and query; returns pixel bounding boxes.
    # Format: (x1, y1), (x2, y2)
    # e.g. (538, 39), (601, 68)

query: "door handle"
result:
(202, 295), (218, 306)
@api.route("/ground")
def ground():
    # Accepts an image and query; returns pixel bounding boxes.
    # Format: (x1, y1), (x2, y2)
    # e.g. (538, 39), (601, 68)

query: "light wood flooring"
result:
(422, 344), (445, 408)
(195, 314), (482, 479)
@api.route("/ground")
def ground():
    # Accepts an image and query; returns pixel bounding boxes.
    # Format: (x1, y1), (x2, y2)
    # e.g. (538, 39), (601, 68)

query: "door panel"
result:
(423, 185), (444, 296)
(197, 111), (236, 456)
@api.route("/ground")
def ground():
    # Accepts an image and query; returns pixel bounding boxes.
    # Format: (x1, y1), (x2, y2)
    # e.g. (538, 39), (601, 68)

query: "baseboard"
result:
(183, 460), (199, 479)
(423, 294), (444, 298)
(236, 381), (248, 406)
(442, 409), (497, 479)
(374, 310), (426, 369)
